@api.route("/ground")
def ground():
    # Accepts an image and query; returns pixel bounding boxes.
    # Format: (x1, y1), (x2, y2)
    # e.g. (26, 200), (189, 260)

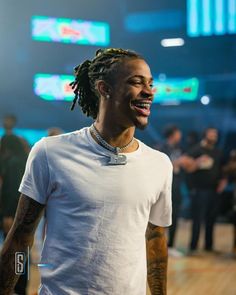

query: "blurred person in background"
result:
(185, 130), (199, 151)
(222, 149), (236, 258)
(0, 114), (17, 244)
(1, 114), (30, 154)
(160, 125), (184, 257)
(0, 134), (28, 295)
(185, 127), (226, 253)
(183, 130), (200, 217)
(2, 114), (17, 136)
(0, 115), (18, 180)
(0, 48), (173, 295)
(47, 127), (64, 137)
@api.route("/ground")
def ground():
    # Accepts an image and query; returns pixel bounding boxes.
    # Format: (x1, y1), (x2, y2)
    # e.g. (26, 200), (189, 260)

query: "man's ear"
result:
(96, 80), (111, 98)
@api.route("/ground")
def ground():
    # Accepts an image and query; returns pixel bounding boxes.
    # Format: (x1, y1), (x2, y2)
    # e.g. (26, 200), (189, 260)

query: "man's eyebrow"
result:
(128, 75), (153, 82)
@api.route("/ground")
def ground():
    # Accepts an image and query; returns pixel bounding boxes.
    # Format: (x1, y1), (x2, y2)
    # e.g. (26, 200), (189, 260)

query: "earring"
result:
(106, 94), (110, 99)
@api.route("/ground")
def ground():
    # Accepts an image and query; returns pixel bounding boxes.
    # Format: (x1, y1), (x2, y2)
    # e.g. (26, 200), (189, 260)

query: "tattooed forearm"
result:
(146, 223), (168, 295)
(0, 194), (45, 295)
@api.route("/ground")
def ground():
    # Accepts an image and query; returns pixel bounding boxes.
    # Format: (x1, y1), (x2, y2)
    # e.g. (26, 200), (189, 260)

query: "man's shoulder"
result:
(43, 127), (88, 146)
(30, 127), (89, 156)
(140, 141), (172, 166)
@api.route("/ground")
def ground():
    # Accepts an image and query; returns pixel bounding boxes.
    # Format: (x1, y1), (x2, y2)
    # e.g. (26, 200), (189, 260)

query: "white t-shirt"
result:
(19, 127), (172, 295)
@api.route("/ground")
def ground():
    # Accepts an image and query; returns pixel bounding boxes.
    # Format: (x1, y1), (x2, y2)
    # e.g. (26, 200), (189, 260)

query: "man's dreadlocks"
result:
(70, 48), (142, 119)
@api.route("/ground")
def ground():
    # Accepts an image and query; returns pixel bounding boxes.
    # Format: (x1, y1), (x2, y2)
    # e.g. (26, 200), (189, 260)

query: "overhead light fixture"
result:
(161, 38), (185, 47)
(200, 95), (211, 105)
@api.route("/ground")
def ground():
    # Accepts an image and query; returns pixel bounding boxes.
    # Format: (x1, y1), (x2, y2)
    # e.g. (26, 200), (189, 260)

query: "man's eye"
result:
(132, 80), (142, 84)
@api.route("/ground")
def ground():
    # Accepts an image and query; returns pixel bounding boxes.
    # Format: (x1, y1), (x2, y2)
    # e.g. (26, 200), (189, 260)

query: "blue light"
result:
(0, 128), (47, 146)
(125, 10), (184, 32)
(215, 0), (226, 34)
(202, 0), (212, 35)
(228, 0), (236, 33)
(37, 263), (54, 269)
(187, 0), (200, 36)
(187, 0), (236, 37)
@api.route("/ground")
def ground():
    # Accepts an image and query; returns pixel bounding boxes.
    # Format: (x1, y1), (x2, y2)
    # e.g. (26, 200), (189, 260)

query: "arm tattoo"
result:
(0, 194), (45, 295)
(146, 222), (168, 295)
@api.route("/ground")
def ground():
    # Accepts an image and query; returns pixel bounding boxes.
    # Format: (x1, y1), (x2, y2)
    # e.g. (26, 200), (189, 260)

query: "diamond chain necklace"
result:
(90, 124), (134, 155)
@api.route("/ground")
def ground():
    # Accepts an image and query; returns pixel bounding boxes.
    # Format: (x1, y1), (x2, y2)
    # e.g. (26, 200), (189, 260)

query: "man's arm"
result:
(146, 222), (168, 295)
(0, 194), (45, 295)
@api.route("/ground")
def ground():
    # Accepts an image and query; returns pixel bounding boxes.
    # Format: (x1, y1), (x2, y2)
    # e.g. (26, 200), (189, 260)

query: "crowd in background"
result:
(156, 124), (236, 258)
(0, 114), (236, 293)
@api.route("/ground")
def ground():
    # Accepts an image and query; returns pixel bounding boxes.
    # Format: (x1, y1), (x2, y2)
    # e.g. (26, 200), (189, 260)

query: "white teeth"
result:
(135, 103), (150, 109)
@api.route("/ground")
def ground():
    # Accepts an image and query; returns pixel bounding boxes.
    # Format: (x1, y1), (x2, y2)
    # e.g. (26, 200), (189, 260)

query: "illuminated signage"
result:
(153, 78), (199, 103)
(32, 16), (110, 46)
(187, 0), (236, 36)
(34, 74), (74, 101)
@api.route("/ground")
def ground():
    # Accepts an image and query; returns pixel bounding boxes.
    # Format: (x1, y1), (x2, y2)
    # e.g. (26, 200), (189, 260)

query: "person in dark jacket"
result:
(160, 125), (184, 256)
(0, 134), (28, 295)
(186, 128), (225, 252)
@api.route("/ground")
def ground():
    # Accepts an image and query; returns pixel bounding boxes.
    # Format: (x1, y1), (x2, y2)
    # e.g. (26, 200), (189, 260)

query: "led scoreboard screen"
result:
(32, 16), (110, 46)
(153, 78), (199, 103)
(187, 0), (236, 37)
(34, 74), (74, 101)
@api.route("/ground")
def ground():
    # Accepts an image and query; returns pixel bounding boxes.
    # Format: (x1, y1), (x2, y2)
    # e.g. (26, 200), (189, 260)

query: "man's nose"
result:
(142, 85), (154, 98)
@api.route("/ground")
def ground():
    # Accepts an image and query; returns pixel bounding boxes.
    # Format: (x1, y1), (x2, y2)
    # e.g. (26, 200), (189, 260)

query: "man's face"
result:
(205, 129), (218, 145)
(3, 117), (16, 130)
(172, 130), (182, 144)
(104, 58), (154, 130)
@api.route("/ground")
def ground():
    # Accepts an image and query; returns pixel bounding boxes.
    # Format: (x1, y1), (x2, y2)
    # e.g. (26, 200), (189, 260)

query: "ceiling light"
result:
(161, 38), (185, 47)
(200, 95), (210, 105)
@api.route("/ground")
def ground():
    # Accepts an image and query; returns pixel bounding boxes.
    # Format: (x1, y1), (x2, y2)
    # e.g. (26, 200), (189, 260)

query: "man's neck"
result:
(5, 130), (13, 135)
(92, 121), (138, 153)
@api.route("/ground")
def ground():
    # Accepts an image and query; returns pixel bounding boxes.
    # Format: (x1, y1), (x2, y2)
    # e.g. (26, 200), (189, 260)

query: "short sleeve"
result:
(19, 138), (51, 204)
(149, 157), (173, 227)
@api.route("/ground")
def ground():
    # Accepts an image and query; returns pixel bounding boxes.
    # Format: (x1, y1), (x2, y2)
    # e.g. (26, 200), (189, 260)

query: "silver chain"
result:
(90, 124), (134, 155)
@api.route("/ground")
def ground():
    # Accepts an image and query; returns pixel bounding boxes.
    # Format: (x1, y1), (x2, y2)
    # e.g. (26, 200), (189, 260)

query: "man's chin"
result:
(135, 118), (149, 130)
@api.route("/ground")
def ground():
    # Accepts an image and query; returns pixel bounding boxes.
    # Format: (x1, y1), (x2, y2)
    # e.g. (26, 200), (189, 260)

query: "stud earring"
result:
(106, 94), (110, 99)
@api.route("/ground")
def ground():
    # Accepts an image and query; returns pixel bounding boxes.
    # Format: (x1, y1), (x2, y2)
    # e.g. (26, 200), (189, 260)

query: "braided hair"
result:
(70, 48), (142, 119)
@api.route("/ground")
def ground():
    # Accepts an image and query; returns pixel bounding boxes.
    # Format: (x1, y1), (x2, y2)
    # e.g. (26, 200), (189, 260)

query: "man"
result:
(2, 114), (17, 136)
(0, 48), (172, 295)
(186, 127), (224, 252)
(160, 125), (183, 256)
(0, 115), (29, 294)
(0, 135), (28, 295)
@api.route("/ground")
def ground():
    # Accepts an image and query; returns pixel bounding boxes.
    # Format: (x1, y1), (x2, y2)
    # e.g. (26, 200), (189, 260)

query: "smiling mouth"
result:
(131, 100), (152, 116)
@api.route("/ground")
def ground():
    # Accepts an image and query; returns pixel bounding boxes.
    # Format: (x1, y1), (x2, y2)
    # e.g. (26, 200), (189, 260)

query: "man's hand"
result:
(0, 194), (45, 295)
(216, 178), (228, 194)
(146, 223), (168, 295)
(177, 155), (197, 172)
